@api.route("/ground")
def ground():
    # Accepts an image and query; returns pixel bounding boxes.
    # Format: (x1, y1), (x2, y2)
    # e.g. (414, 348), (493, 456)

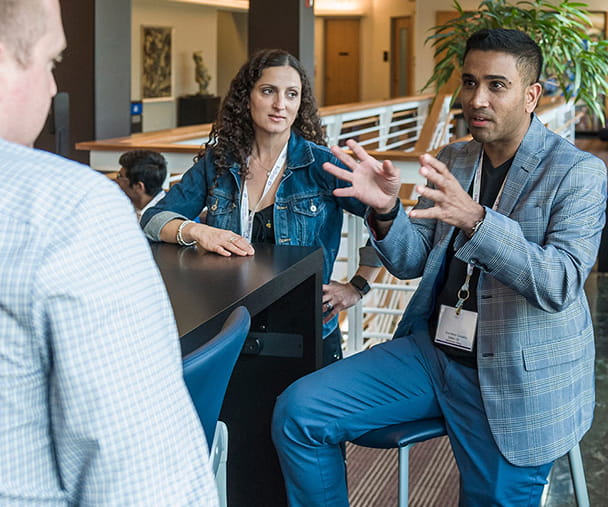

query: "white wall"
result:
(132, 0), (219, 131)
(217, 10), (248, 99)
(131, 0), (607, 129)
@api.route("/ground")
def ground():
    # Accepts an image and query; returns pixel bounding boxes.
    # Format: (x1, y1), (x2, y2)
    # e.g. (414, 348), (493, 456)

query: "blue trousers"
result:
(272, 321), (553, 506)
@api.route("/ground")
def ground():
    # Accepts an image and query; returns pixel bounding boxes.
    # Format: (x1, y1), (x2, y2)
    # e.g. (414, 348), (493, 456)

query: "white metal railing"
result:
(322, 97), (433, 151)
(81, 95), (438, 181)
(164, 96), (435, 187)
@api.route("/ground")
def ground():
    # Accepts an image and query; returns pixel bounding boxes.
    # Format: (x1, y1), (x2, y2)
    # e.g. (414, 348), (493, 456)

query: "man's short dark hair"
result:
(119, 150), (167, 197)
(464, 28), (543, 86)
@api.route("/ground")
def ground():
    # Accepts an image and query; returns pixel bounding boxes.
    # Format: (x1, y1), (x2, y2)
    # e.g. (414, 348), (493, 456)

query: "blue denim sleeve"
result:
(141, 153), (212, 235)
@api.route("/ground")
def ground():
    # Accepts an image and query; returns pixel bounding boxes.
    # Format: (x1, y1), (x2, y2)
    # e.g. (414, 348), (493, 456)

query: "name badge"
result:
(434, 304), (477, 351)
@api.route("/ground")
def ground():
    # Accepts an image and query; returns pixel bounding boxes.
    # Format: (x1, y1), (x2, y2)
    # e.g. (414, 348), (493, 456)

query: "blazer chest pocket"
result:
(522, 335), (584, 371)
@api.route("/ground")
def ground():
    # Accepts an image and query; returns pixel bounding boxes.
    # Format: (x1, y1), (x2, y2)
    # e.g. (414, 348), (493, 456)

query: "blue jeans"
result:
(271, 321), (553, 506)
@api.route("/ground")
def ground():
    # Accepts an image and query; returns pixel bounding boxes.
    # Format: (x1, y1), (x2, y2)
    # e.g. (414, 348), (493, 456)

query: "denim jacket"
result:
(142, 132), (378, 337)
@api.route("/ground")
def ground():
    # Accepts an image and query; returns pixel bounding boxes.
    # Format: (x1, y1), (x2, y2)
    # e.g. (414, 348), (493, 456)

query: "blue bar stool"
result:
(353, 418), (590, 507)
(183, 306), (251, 507)
(352, 418), (447, 507)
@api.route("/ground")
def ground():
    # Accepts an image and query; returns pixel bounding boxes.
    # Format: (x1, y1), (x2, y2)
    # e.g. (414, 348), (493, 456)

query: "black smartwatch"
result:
(350, 275), (371, 298)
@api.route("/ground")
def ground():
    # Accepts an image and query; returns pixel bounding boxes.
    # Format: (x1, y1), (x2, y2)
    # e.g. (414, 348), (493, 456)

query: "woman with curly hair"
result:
(141, 48), (380, 365)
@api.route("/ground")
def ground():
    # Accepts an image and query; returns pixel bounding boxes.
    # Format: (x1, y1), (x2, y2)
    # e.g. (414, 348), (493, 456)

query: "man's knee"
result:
(272, 377), (313, 448)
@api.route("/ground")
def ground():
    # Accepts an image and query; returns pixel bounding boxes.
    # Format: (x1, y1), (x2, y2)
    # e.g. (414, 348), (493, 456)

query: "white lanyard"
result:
(240, 142), (288, 242)
(455, 149), (507, 313)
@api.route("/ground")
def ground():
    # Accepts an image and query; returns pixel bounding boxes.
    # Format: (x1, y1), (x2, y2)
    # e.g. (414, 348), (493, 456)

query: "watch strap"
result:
(350, 275), (371, 297)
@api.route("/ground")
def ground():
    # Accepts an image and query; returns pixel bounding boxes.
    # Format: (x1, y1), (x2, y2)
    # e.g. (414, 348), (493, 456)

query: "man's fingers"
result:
(420, 153), (449, 175)
(409, 206), (439, 220)
(419, 164), (459, 195)
(415, 184), (444, 204)
(332, 186), (356, 198)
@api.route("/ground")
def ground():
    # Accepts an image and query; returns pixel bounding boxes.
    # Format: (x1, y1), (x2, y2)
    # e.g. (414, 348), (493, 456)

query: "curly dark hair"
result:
(200, 49), (325, 185)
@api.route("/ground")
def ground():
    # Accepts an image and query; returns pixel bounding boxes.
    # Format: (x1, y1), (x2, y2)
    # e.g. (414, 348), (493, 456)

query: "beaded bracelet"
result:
(176, 220), (197, 246)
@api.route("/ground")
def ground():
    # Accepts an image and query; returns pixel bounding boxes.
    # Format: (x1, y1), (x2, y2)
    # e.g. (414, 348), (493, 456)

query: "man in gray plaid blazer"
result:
(272, 29), (607, 506)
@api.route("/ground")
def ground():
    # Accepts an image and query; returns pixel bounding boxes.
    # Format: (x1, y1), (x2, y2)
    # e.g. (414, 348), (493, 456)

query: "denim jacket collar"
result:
(227, 131), (316, 183)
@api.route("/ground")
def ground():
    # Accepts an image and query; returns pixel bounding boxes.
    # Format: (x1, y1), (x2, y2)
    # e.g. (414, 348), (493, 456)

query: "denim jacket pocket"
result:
(206, 193), (238, 231)
(288, 195), (329, 244)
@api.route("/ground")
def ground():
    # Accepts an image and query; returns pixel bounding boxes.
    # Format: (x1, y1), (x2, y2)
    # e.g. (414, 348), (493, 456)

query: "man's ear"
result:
(133, 181), (146, 194)
(525, 82), (543, 113)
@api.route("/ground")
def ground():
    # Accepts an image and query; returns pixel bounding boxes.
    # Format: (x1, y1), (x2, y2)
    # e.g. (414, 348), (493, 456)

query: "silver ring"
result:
(228, 236), (237, 243)
(326, 302), (334, 313)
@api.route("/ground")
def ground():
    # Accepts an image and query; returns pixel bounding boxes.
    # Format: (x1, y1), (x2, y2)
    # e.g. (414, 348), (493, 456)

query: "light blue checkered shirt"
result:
(0, 139), (219, 506)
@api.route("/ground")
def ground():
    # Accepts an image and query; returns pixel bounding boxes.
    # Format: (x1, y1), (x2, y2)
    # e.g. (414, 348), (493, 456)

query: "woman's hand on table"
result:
(322, 281), (362, 324)
(183, 222), (255, 257)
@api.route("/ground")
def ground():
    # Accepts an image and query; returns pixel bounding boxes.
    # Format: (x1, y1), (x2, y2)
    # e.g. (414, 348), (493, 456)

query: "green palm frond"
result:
(422, 0), (608, 124)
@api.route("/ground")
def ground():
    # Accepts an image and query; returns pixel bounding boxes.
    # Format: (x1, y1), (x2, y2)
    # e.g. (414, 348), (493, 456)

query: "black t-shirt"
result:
(429, 153), (512, 367)
(250, 204), (275, 244)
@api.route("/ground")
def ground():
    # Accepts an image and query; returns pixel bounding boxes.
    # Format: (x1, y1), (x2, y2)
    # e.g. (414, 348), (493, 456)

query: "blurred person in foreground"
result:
(272, 29), (607, 506)
(0, 0), (218, 504)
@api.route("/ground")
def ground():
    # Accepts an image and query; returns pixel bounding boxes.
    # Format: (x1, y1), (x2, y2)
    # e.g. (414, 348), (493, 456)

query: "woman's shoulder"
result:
(289, 132), (343, 169)
(186, 147), (229, 175)
(292, 132), (331, 153)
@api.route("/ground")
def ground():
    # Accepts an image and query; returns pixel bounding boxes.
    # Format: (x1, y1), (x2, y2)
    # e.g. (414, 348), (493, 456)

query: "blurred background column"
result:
(248, 0), (315, 88)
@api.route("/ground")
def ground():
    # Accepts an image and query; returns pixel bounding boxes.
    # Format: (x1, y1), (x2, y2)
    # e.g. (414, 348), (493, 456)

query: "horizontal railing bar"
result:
(337, 125), (382, 138)
(362, 332), (394, 340)
(362, 307), (404, 315)
(371, 283), (417, 291)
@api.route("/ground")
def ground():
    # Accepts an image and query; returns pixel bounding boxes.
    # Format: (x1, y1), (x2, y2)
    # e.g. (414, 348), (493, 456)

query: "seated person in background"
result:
(0, 0), (218, 504)
(116, 149), (167, 222)
(142, 48), (381, 366)
(271, 29), (606, 506)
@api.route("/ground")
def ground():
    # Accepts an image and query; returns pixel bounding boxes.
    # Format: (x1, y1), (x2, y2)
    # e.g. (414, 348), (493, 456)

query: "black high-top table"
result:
(150, 242), (323, 506)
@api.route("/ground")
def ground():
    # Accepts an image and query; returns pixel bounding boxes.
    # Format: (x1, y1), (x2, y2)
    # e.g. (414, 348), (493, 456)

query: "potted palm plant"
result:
(424, 0), (608, 124)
